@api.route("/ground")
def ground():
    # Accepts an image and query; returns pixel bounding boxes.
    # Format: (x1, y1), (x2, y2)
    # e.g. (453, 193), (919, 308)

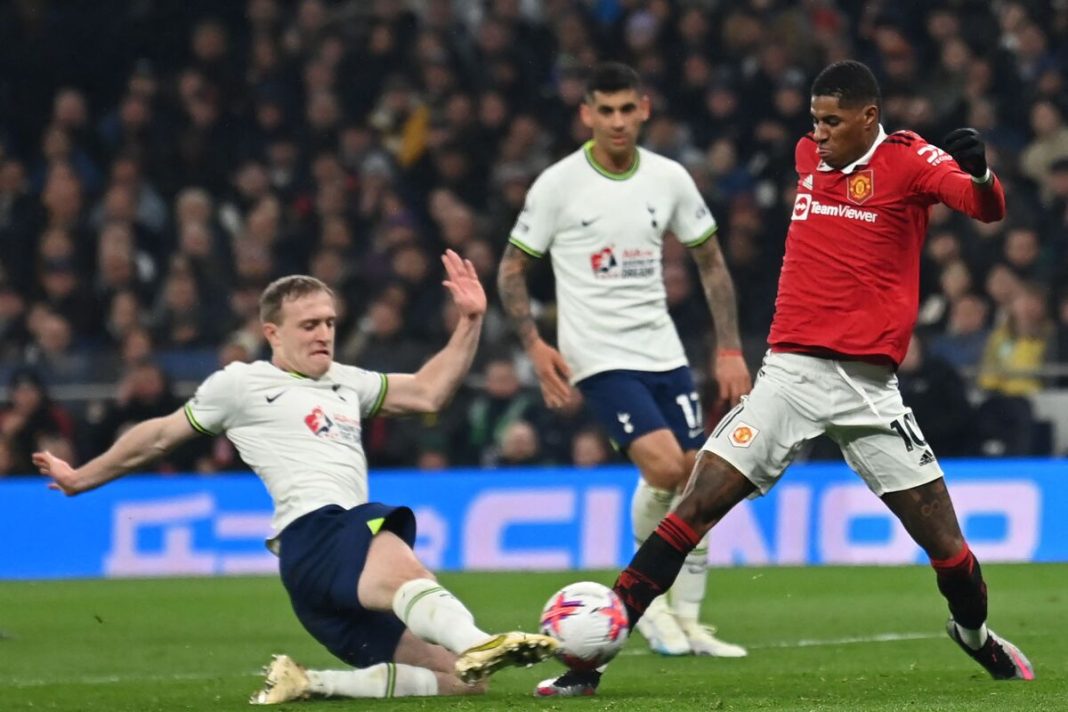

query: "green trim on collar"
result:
(583, 140), (640, 180)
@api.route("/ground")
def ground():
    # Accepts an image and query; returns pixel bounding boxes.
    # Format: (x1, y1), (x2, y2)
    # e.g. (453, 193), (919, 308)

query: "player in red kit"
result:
(551, 60), (1034, 695)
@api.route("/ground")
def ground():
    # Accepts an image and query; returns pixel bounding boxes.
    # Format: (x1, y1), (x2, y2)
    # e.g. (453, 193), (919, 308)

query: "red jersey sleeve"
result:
(905, 131), (1006, 223)
(794, 133), (818, 175)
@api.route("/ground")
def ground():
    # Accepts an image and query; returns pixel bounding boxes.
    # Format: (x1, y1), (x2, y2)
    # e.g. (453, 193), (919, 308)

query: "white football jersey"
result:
(510, 142), (717, 382)
(184, 360), (387, 541)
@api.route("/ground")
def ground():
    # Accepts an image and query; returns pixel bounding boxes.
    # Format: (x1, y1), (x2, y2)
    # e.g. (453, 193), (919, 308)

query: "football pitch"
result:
(1, 565), (1065, 711)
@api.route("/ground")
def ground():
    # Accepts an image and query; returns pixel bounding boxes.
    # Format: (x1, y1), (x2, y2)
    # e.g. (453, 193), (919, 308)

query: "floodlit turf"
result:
(1, 564), (1065, 711)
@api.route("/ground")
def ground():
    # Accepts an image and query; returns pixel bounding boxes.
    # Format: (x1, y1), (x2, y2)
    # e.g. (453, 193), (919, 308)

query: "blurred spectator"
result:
(149, 258), (219, 349)
(0, 159), (35, 292)
(465, 357), (539, 465)
(978, 282), (1054, 396)
(338, 293), (430, 373)
(983, 263), (1023, 326)
(1001, 225), (1047, 283)
(496, 419), (543, 467)
(36, 255), (102, 341)
(1056, 293), (1068, 386)
(571, 427), (613, 468)
(87, 361), (207, 469)
(1019, 100), (1068, 203)
(0, 368), (76, 474)
(530, 387), (599, 465)
(975, 283), (1054, 456)
(898, 334), (974, 457)
(31, 124), (102, 195)
(0, 282), (30, 360)
(91, 152), (168, 237)
(929, 294), (991, 370)
(22, 308), (92, 384)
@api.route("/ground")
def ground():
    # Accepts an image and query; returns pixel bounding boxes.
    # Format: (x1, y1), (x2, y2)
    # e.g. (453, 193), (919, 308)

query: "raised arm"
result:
(497, 243), (572, 408)
(937, 128), (1006, 223)
(379, 249), (486, 415)
(689, 234), (751, 405)
(33, 408), (199, 495)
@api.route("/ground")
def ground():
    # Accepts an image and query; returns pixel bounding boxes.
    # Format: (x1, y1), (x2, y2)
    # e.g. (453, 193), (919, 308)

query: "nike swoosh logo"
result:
(265, 391), (286, 403)
(581, 217), (601, 227)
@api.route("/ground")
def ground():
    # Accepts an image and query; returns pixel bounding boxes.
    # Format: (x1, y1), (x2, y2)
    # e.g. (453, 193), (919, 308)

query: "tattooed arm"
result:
(497, 244), (572, 407)
(497, 244), (541, 349)
(689, 234), (751, 404)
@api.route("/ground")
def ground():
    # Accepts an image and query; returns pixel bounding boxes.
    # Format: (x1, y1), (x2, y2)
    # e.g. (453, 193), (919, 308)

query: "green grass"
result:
(1, 565), (1065, 711)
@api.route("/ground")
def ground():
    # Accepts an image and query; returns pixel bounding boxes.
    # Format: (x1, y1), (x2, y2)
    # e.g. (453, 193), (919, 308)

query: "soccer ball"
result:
(539, 581), (629, 670)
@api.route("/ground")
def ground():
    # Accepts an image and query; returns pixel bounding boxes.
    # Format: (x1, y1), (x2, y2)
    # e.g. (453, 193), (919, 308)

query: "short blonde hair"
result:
(259, 275), (333, 324)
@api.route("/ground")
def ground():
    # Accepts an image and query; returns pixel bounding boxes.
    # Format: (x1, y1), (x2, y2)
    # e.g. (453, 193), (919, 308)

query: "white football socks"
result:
(955, 621), (990, 650)
(668, 492), (709, 623)
(308, 663), (438, 698)
(392, 578), (488, 653)
(630, 479), (674, 542)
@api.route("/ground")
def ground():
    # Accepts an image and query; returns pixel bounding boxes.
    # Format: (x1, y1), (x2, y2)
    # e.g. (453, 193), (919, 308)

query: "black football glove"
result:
(942, 127), (988, 178)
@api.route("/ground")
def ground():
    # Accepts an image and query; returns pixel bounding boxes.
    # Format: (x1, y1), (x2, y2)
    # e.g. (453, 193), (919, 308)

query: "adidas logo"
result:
(801, 174), (813, 190)
(918, 450), (935, 466)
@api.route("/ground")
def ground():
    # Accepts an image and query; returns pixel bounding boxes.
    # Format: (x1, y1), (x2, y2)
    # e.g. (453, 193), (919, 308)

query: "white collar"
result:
(817, 124), (887, 173)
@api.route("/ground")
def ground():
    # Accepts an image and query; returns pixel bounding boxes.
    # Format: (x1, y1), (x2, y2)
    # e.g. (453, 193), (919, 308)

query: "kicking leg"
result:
(627, 433), (692, 656)
(360, 531), (556, 684)
(667, 451), (747, 657)
(883, 479), (1033, 680)
(616, 450), (754, 629)
(393, 630), (486, 696)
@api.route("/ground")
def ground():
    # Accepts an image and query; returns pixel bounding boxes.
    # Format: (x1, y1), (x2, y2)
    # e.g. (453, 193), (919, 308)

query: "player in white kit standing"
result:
(33, 250), (557, 704)
(497, 62), (751, 697)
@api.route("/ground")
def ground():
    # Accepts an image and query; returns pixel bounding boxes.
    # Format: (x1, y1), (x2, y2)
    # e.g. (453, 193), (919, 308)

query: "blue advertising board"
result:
(1, 459), (1065, 579)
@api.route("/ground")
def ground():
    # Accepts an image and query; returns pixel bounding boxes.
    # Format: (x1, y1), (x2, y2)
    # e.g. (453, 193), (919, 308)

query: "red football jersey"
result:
(768, 129), (1005, 366)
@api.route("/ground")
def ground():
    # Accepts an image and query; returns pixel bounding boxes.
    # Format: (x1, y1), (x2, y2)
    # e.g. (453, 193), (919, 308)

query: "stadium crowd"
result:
(0, 0), (1066, 475)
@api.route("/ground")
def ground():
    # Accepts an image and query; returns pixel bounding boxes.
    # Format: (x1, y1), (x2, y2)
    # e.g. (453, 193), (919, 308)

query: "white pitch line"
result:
(0, 670), (260, 689)
(619, 631), (941, 656)
(751, 631), (942, 649)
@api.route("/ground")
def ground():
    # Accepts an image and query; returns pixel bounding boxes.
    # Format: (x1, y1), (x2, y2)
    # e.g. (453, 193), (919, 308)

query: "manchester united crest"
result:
(846, 169), (874, 205)
(729, 423), (759, 448)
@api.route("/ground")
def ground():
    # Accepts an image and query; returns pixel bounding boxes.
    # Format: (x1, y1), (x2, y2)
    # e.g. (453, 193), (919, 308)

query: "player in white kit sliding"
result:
(33, 250), (557, 704)
(497, 62), (751, 697)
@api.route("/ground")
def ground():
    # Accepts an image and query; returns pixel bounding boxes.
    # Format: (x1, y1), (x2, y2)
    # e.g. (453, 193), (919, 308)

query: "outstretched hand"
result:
(441, 249), (487, 319)
(32, 450), (81, 495)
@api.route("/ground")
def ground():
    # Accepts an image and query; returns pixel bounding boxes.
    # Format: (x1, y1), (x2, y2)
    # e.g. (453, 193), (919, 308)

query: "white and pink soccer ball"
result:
(539, 581), (629, 670)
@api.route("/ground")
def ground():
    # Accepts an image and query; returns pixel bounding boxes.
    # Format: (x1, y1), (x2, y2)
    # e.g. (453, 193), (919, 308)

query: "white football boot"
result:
(634, 596), (690, 655)
(679, 620), (748, 657)
(249, 654), (310, 704)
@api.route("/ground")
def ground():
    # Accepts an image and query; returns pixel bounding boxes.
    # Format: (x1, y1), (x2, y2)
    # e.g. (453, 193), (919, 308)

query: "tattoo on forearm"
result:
(497, 245), (539, 348)
(692, 238), (742, 350)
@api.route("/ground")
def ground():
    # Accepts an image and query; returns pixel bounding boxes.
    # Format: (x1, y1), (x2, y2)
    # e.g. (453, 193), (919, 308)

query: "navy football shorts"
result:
(278, 502), (417, 668)
(577, 366), (705, 452)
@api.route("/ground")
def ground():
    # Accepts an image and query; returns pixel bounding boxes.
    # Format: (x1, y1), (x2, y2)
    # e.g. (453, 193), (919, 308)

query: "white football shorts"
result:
(703, 351), (944, 496)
